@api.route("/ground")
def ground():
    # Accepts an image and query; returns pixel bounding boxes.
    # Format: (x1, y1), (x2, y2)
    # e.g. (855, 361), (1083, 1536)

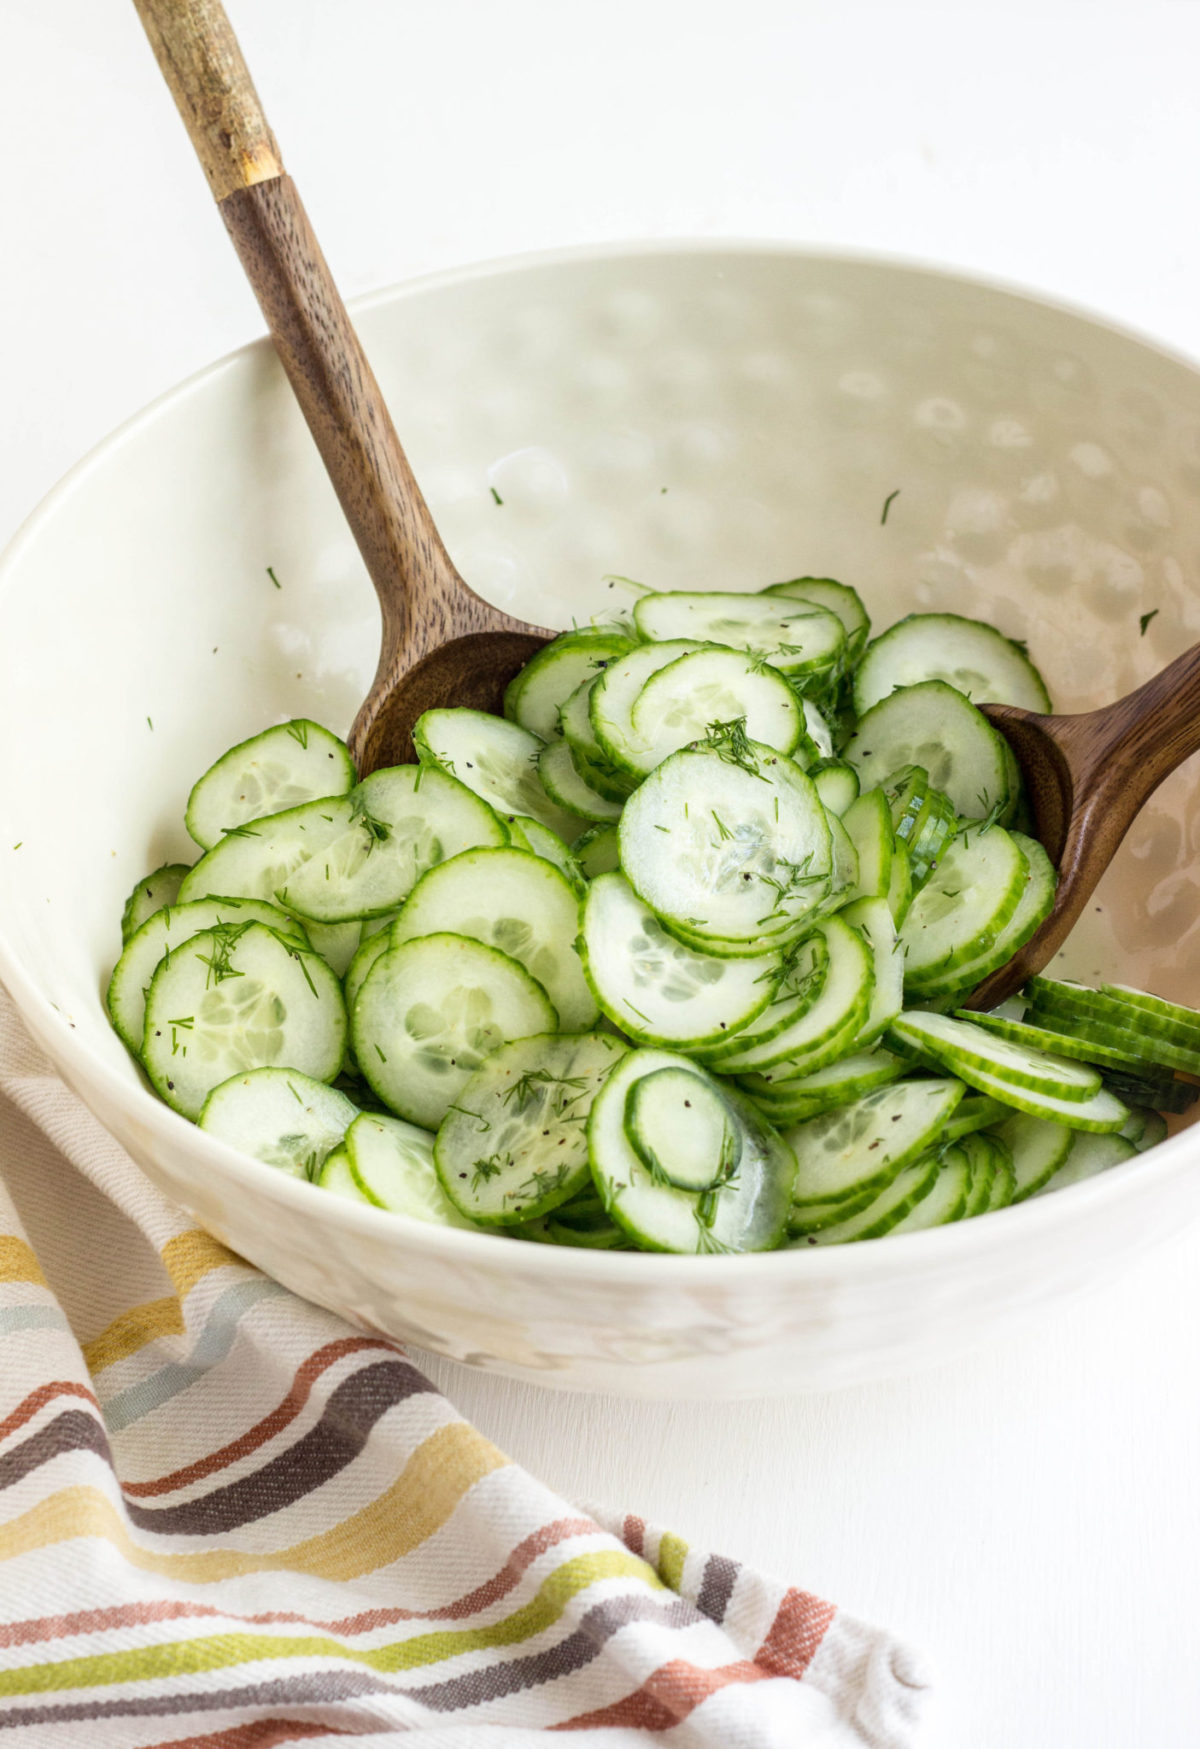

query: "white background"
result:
(5, 3), (1200, 1743)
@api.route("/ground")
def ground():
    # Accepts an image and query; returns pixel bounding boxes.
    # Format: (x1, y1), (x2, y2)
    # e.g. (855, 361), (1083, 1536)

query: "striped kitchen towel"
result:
(0, 983), (931, 1745)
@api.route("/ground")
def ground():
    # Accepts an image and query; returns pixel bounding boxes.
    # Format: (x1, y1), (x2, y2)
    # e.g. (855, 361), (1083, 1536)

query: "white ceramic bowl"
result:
(4, 242), (1200, 1398)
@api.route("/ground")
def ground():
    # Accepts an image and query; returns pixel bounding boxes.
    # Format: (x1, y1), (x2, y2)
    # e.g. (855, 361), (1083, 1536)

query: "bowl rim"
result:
(1, 233), (1197, 1284)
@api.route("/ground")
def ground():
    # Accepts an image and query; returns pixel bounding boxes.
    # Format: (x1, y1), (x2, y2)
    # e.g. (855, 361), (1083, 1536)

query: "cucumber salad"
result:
(106, 582), (1198, 1253)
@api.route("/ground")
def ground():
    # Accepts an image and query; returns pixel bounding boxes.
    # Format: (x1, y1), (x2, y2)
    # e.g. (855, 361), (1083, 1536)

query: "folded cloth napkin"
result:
(0, 984), (931, 1746)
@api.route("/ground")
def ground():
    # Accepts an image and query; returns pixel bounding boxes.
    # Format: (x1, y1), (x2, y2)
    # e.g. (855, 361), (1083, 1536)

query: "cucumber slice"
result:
(581, 872), (778, 1048)
(791, 1156), (940, 1245)
(185, 720), (356, 852)
(589, 640), (702, 776)
(305, 920), (362, 979)
(504, 631), (634, 741)
(633, 592), (846, 682)
(785, 1077), (964, 1208)
(574, 822), (621, 879)
(536, 739), (624, 823)
(697, 931), (830, 1065)
(811, 762), (860, 818)
(826, 813), (860, 906)
(940, 1063), (1129, 1133)
(143, 923), (347, 1120)
(121, 863), (190, 942)
(107, 896), (308, 1054)
(853, 613), (1051, 716)
(959, 1008), (1157, 1075)
(317, 1145), (364, 1199)
(988, 1111), (1072, 1201)
(1099, 982), (1200, 1046)
(842, 788), (893, 904)
(504, 816), (587, 891)
(959, 1132), (1003, 1216)
(344, 1112), (478, 1228)
(987, 1153), (1017, 1212)
(883, 766), (957, 890)
(625, 1067), (742, 1191)
(709, 916), (872, 1076)
(888, 1011), (1102, 1104)
(801, 701), (835, 760)
(198, 1068), (357, 1178)
(1025, 996), (1200, 1078)
(619, 740), (832, 947)
(351, 933), (558, 1129)
(1120, 1107), (1168, 1153)
(887, 837), (913, 927)
(559, 679), (638, 801)
(845, 681), (1014, 823)
(884, 1150), (972, 1234)
(587, 1048), (796, 1254)
(412, 708), (576, 839)
(763, 577), (870, 661)
(942, 1093), (1009, 1143)
(1033, 1131), (1137, 1196)
(343, 930), (392, 1015)
(627, 647), (805, 773)
(841, 897), (903, 1048)
(435, 1032), (627, 1225)
(1101, 1069), (1196, 1113)
(390, 847), (596, 1031)
(739, 1047), (906, 1122)
(911, 833), (1055, 1002)
(180, 765), (507, 925)
(899, 826), (1027, 986)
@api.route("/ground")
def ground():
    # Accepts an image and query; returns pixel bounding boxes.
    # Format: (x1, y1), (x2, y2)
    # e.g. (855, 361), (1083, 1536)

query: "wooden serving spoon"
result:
(133, 0), (552, 774)
(964, 642), (1200, 1009)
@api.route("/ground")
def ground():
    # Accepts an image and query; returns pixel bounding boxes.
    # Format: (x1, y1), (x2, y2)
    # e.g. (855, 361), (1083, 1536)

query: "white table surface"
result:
(5, 3), (1200, 1742)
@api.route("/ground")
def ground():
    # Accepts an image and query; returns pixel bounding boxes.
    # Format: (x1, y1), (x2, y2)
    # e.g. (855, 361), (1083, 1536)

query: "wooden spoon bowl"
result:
(135, 0), (551, 775)
(966, 640), (1200, 1008)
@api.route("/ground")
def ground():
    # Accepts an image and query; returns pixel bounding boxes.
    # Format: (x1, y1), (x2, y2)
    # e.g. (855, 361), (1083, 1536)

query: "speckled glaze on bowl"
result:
(3, 242), (1200, 1397)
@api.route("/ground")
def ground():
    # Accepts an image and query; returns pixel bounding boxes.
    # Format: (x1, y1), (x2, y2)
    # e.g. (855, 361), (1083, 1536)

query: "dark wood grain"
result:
(965, 641), (1200, 1008)
(135, 0), (552, 774)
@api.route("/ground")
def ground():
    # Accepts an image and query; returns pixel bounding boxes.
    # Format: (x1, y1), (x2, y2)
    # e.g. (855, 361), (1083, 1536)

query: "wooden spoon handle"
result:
(1056, 638), (1200, 812)
(132, 0), (511, 684)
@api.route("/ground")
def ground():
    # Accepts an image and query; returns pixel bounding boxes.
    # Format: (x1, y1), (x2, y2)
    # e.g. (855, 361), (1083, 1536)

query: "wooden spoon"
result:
(964, 642), (1200, 1009)
(133, 0), (552, 774)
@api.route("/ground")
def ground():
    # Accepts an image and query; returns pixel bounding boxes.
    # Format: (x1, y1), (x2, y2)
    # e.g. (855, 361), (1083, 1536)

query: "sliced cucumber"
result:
(503, 630), (634, 741)
(845, 681), (1015, 822)
(1101, 1068), (1196, 1114)
(412, 708), (576, 839)
(587, 1048), (796, 1254)
(887, 837), (913, 927)
(1033, 1131), (1136, 1196)
(1025, 995), (1200, 1079)
(811, 761), (860, 818)
(938, 1064), (1129, 1133)
(185, 720), (356, 852)
(841, 897), (903, 1049)
(559, 678), (638, 802)
(198, 1068), (357, 1178)
(739, 1047), (906, 1123)
(883, 766), (957, 890)
(959, 1007), (1155, 1075)
(884, 1150), (972, 1233)
(899, 826), (1027, 986)
(581, 872), (777, 1049)
(988, 1111), (1072, 1201)
(344, 1112), (478, 1228)
(853, 613), (1051, 715)
(121, 863), (190, 943)
(633, 592), (846, 683)
(791, 1157), (940, 1244)
(763, 577), (870, 662)
(942, 1093), (1009, 1143)
(390, 846), (596, 1030)
(888, 1011), (1102, 1104)
(504, 815), (588, 891)
(317, 1145), (363, 1199)
(785, 1077), (964, 1208)
(801, 700), (835, 760)
(842, 788), (893, 903)
(625, 1067), (742, 1191)
(709, 916), (872, 1076)
(1100, 982), (1200, 1046)
(697, 931), (829, 1065)
(574, 822), (621, 879)
(351, 932), (558, 1129)
(627, 647), (805, 773)
(143, 923), (346, 1120)
(343, 930), (392, 1015)
(1120, 1107), (1168, 1153)
(434, 1032), (626, 1225)
(619, 740), (832, 947)
(959, 1132), (1003, 1216)
(987, 1150), (1017, 1212)
(537, 739), (623, 823)
(107, 895), (308, 1055)
(305, 920), (362, 980)
(911, 833), (1055, 1002)
(589, 640), (702, 776)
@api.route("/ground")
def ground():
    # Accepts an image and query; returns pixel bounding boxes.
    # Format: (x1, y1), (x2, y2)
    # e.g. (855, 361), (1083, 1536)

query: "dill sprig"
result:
(699, 716), (761, 776)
